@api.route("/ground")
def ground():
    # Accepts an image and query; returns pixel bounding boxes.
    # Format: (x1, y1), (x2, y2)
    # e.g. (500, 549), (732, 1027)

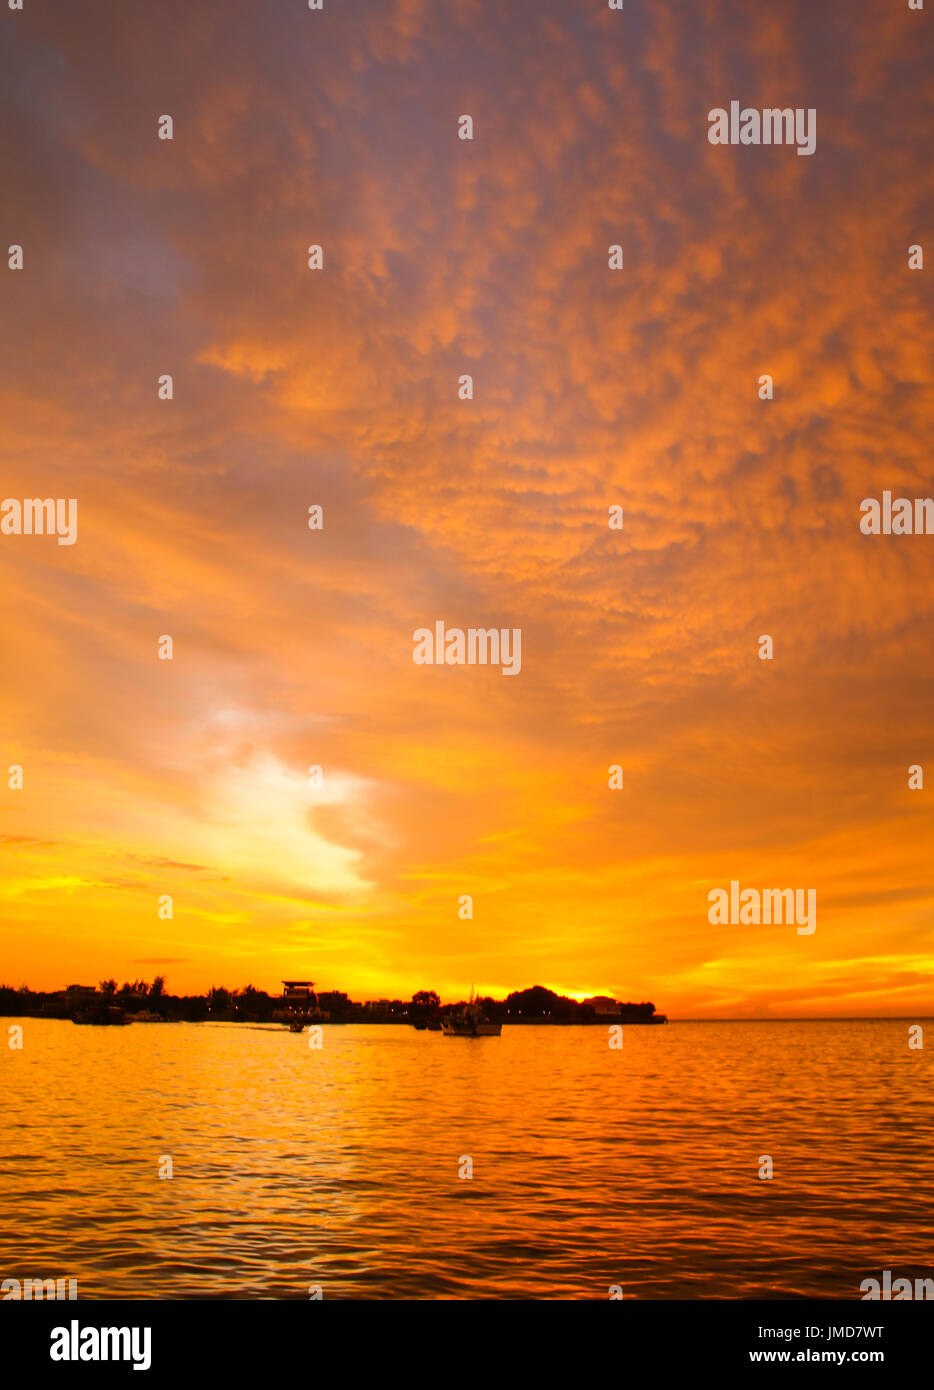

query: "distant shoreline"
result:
(5, 982), (930, 1027)
(0, 981), (667, 1028)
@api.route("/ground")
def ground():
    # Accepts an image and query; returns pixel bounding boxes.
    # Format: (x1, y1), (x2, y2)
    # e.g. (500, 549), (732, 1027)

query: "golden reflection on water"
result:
(1, 1018), (932, 1298)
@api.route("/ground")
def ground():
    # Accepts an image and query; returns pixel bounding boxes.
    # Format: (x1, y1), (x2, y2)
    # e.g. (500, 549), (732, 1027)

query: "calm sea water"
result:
(1, 1018), (931, 1299)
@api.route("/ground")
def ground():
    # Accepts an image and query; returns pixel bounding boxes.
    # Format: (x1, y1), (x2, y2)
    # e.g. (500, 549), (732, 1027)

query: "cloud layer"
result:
(2, 0), (934, 1013)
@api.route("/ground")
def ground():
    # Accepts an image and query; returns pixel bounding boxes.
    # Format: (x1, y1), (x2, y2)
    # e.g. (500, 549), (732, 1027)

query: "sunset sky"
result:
(2, 0), (934, 1016)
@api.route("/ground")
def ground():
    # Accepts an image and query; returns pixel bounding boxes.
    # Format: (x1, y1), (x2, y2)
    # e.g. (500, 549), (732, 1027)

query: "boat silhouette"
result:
(441, 994), (501, 1037)
(71, 1005), (130, 1026)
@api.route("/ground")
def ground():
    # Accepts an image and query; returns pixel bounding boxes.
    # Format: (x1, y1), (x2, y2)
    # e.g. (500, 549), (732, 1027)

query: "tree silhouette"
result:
(207, 986), (230, 1014)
